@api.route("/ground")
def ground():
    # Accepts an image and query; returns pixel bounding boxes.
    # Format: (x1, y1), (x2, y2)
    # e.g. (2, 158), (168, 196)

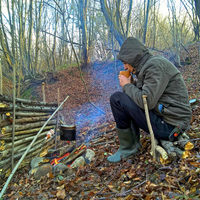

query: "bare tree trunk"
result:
(100, 0), (126, 46)
(0, 58), (2, 95)
(195, 0), (200, 20)
(52, 10), (58, 73)
(35, 0), (43, 73)
(0, 0), (12, 71)
(152, 0), (156, 48)
(143, 0), (150, 44)
(27, 0), (33, 74)
(79, 0), (88, 67)
(126, 0), (132, 37)
(17, 0), (28, 97)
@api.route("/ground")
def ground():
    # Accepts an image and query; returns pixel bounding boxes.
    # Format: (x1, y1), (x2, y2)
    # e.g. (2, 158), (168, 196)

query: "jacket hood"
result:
(117, 37), (152, 73)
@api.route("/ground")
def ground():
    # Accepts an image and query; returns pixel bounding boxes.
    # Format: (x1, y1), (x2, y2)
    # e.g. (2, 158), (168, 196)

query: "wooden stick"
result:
(42, 82), (46, 103)
(0, 95), (69, 199)
(1, 131), (48, 150)
(142, 95), (156, 160)
(55, 88), (59, 149)
(64, 149), (86, 163)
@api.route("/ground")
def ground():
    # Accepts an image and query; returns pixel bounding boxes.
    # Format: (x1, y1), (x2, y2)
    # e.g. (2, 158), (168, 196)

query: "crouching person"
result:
(107, 37), (191, 163)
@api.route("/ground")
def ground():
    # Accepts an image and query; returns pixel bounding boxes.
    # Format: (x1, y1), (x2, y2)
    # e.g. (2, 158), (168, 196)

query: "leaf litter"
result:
(1, 44), (200, 199)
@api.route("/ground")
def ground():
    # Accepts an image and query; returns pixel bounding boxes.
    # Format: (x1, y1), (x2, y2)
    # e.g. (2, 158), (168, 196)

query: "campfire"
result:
(50, 143), (86, 167)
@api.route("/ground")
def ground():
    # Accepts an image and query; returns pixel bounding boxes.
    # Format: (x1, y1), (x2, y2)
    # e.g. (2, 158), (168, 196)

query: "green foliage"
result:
(21, 87), (39, 101)
(57, 62), (81, 71)
(57, 64), (69, 70)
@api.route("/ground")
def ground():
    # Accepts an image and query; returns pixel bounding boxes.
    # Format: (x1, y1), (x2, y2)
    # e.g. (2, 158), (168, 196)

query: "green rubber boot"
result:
(107, 127), (142, 163)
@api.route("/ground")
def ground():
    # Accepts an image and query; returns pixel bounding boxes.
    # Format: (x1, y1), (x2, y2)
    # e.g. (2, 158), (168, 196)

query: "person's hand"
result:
(118, 75), (131, 87)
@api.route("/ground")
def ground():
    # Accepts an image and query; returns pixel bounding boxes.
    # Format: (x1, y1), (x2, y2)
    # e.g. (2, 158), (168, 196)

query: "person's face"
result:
(123, 62), (136, 74)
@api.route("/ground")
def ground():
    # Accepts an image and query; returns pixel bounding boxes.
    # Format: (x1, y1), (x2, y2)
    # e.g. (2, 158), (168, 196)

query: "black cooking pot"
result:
(60, 125), (76, 141)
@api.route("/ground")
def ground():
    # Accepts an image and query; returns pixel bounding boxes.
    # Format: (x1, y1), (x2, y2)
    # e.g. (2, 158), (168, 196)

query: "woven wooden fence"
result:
(0, 95), (60, 181)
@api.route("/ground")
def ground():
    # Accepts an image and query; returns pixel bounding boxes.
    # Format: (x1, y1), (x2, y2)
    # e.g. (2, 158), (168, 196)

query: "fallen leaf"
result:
(19, 191), (23, 195)
(56, 189), (66, 199)
(48, 172), (55, 178)
(182, 151), (191, 159)
(57, 184), (65, 190)
(160, 156), (171, 164)
(190, 162), (200, 167)
(185, 142), (194, 150)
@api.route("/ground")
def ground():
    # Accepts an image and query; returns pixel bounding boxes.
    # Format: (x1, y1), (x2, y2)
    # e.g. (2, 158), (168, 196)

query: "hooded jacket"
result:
(117, 37), (191, 130)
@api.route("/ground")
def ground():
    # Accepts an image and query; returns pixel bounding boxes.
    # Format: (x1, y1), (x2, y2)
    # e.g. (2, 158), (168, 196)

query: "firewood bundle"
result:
(0, 95), (61, 181)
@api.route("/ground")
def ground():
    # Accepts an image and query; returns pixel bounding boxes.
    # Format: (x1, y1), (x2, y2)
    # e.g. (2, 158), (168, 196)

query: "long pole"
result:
(55, 88), (60, 149)
(11, 62), (16, 170)
(0, 95), (69, 199)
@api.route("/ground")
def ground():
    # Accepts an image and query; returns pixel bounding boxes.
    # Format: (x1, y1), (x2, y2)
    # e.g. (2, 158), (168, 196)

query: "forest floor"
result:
(1, 42), (200, 200)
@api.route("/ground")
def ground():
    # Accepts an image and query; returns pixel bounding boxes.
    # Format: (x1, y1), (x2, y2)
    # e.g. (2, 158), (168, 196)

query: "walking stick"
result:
(142, 95), (156, 159)
(142, 95), (168, 161)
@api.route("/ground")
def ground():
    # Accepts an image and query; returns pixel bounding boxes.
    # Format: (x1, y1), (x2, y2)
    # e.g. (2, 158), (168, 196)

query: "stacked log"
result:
(0, 94), (60, 181)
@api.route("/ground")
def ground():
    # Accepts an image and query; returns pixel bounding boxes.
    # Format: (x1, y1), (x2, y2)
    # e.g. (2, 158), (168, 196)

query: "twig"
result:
(174, 138), (200, 143)
(96, 180), (147, 199)
(93, 141), (114, 146)
(124, 180), (147, 194)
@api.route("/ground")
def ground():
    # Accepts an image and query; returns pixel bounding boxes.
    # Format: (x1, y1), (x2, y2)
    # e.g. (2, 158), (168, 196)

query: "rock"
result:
(56, 189), (66, 199)
(29, 167), (39, 176)
(29, 157), (50, 176)
(34, 164), (53, 180)
(71, 156), (85, 168)
(53, 163), (68, 174)
(30, 157), (44, 169)
(85, 149), (95, 161)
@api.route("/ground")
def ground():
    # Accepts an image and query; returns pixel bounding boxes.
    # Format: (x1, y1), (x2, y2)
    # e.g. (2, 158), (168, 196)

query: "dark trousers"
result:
(110, 92), (175, 140)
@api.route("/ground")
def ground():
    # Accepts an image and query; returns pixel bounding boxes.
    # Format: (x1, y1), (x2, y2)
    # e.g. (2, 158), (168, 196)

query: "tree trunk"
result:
(35, 0), (43, 74)
(27, 0), (33, 74)
(52, 9), (58, 73)
(195, 0), (200, 21)
(79, 0), (88, 67)
(143, 0), (150, 44)
(126, 0), (132, 37)
(100, 0), (126, 46)
(0, 58), (2, 95)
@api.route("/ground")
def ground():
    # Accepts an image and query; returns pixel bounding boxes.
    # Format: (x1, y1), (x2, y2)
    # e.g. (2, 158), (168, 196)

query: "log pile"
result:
(0, 94), (60, 181)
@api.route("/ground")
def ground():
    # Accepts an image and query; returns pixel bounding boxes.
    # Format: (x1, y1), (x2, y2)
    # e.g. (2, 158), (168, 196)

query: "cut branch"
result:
(1, 119), (56, 134)
(2, 125), (55, 137)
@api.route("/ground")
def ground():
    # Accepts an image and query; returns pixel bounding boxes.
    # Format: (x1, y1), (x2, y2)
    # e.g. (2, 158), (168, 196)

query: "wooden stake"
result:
(55, 88), (60, 149)
(42, 82), (45, 102)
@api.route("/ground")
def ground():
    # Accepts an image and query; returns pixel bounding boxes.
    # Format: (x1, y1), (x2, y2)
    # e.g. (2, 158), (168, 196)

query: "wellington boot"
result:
(107, 127), (142, 163)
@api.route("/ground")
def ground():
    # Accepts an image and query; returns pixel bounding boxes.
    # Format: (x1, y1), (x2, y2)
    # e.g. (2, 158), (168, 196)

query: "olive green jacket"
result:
(117, 37), (191, 130)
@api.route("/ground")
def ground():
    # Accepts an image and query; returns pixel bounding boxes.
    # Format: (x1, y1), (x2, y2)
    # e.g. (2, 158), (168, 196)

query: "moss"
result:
(57, 62), (81, 71)
(21, 87), (39, 101)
